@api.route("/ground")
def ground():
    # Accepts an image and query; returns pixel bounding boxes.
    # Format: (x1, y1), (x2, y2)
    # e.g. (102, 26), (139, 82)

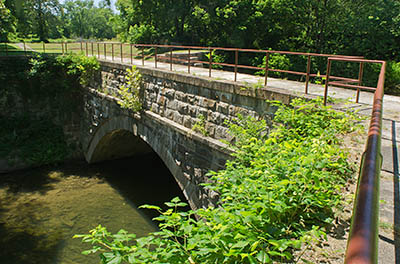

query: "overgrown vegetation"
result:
(117, 66), (142, 112)
(75, 98), (362, 263)
(192, 114), (208, 136)
(0, 53), (99, 166)
(0, 116), (69, 166)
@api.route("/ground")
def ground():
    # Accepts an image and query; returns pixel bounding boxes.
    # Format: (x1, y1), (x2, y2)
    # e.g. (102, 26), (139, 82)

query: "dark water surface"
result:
(0, 154), (187, 264)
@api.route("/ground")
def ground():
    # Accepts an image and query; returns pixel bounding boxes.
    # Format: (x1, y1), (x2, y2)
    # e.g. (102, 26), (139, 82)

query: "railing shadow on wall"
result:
(0, 41), (387, 263)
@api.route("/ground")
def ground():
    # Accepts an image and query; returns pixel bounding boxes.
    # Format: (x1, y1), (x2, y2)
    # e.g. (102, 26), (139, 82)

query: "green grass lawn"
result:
(1, 42), (207, 63)
(0, 43), (23, 55)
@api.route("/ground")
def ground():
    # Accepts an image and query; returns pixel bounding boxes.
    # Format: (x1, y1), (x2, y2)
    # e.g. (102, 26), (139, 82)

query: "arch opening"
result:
(89, 129), (153, 163)
(86, 124), (191, 214)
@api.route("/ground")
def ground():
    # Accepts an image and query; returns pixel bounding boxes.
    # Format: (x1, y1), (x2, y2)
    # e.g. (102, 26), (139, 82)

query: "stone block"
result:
(167, 99), (178, 110)
(175, 91), (185, 101)
(164, 88), (175, 99)
(198, 107), (208, 118)
(215, 125), (230, 140)
(165, 108), (174, 120)
(173, 111), (184, 124)
(187, 105), (198, 117)
(205, 123), (216, 137)
(187, 94), (196, 104)
(217, 102), (229, 115)
(177, 102), (188, 114)
(183, 115), (193, 128)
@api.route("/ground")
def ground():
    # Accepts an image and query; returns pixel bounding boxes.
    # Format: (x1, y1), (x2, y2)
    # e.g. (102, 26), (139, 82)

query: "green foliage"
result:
(125, 24), (159, 44)
(63, 0), (116, 40)
(0, 115), (69, 166)
(55, 52), (100, 85)
(205, 49), (226, 69)
(256, 53), (292, 78)
(384, 61), (400, 95)
(117, 66), (142, 112)
(0, 0), (16, 42)
(28, 53), (99, 92)
(112, 0), (400, 95)
(0, 53), (99, 166)
(192, 114), (208, 136)
(76, 98), (361, 263)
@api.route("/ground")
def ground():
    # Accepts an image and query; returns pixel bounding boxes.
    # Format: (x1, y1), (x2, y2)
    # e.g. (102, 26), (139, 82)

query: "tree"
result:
(0, 0), (16, 42)
(63, 0), (116, 39)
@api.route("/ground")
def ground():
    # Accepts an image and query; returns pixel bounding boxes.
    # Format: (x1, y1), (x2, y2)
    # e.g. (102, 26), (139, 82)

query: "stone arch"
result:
(85, 116), (152, 163)
(84, 115), (195, 208)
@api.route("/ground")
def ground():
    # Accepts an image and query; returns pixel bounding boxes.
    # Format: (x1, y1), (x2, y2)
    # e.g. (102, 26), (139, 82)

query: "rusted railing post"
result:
(65, 42), (68, 53)
(305, 55), (311, 94)
(112, 43), (114, 61)
(234, 49), (238, 82)
(323, 59), (332, 105)
(120, 43), (123, 62)
(209, 48), (212, 77)
(97, 43), (100, 58)
(170, 47), (173, 71)
(155, 46), (158, 68)
(130, 44), (133, 65)
(80, 42), (83, 52)
(141, 46), (144, 66)
(264, 52), (270, 86)
(61, 42), (64, 55)
(356, 62), (364, 103)
(188, 48), (191, 73)
(104, 43), (106, 59)
(85, 42), (88, 56)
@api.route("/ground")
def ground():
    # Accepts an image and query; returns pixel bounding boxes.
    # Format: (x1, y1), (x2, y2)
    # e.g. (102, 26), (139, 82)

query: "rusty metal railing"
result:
(335, 58), (385, 264)
(2, 41), (367, 104)
(132, 43), (364, 99)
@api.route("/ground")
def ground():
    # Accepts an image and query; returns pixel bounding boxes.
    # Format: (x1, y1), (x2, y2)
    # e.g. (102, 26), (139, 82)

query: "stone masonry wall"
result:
(84, 60), (299, 209)
(97, 60), (298, 142)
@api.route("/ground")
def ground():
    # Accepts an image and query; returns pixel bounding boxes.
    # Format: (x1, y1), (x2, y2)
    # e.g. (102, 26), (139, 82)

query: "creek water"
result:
(0, 153), (187, 264)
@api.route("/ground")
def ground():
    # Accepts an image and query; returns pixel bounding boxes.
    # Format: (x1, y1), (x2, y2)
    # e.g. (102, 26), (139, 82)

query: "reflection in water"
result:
(0, 153), (187, 264)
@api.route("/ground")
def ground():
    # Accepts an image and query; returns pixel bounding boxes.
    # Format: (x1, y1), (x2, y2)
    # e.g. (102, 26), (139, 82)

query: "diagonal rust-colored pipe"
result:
(345, 61), (386, 264)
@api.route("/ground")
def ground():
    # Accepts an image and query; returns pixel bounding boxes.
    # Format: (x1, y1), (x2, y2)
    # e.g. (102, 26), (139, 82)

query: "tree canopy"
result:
(1, 0), (399, 93)
(115, 0), (400, 60)
(2, 0), (116, 41)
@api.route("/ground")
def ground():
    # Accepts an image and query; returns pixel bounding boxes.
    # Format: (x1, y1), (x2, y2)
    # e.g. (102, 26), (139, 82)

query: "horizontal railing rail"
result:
(2, 41), (369, 104)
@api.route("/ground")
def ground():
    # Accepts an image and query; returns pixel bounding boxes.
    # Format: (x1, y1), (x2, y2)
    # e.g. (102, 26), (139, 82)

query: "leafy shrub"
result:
(205, 49), (226, 69)
(192, 114), (208, 136)
(117, 66), (142, 112)
(27, 52), (100, 98)
(384, 61), (400, 95)
(256, 52), (292, 78)
(55, 52), (100, 85)
(75, 98), (361, 263)
(125, 24), (160, 44)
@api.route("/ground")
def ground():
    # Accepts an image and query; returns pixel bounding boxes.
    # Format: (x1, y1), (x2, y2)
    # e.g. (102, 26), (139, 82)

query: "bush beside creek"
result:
(0, 53), (99, 170)
(76, 98), (363, 264)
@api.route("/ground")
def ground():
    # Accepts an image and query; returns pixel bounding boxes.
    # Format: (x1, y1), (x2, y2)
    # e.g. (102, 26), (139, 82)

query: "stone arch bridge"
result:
(81, 60), (299, 210)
